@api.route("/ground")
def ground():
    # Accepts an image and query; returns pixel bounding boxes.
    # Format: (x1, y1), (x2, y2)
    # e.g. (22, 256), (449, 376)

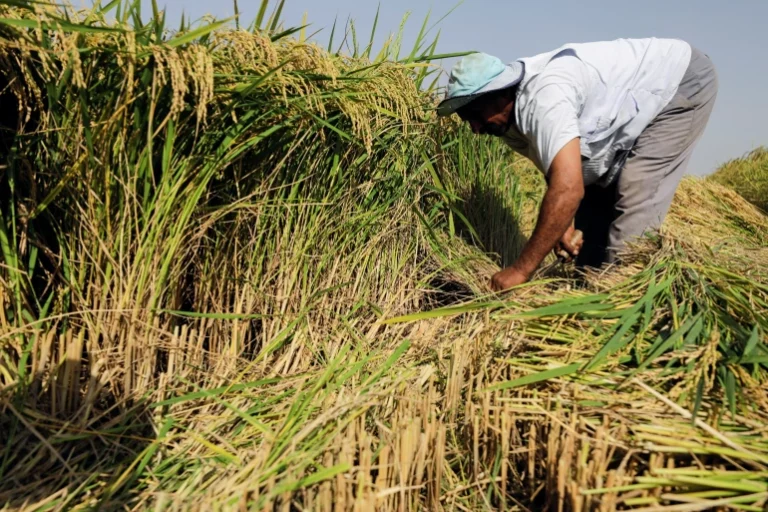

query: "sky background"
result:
(135, 0), (768, 176)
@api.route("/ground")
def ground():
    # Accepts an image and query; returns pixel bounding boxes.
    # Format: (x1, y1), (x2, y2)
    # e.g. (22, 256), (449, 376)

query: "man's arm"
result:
(491, 138), (584, 291)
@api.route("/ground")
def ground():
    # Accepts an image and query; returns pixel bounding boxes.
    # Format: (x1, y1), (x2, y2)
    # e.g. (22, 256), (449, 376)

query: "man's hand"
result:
(554, 223), (584, 262)
(491, 266), (530, 292)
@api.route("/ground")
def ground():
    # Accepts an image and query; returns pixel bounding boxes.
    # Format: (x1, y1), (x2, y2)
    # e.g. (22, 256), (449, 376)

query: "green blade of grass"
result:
(483, 362), (582, 392)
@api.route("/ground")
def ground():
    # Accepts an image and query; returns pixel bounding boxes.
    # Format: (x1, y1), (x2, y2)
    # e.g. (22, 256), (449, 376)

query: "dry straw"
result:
(0, 1), (766, 510)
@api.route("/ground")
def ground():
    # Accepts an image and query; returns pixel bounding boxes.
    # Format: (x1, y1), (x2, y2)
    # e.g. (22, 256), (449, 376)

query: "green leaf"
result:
(666, 474), (767, 494)
(412, 50), (475, 63)
(741, 325), (761, 360)
(271, 24), (308, 43)
(151, 379), (281, 407)
(383, 301), (501, 324)
(272, 463), (351, 495)
(725, 368), (737, 418)
(165, 18), (232, 48)
(268, 0), (286, 32)
(361, 340), (410, 389)
(583, 312), (640, 371)
(363, 4), (380, 59)
(254, 0), (269, 29)
(683, 316), (705, 347)
(0, 16), (123, 33)
(627, 313), (702, 380)
(327, 16), (337, 52)
(130, 417), (175, 485)
(483, 363), (581, 392)
(514, 301), (613, 319)
(691, 377), (706, 425)
(154, 309), (266, 320)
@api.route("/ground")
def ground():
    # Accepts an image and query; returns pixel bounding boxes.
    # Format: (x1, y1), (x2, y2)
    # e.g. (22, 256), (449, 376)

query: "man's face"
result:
(456, 89), (515, 137)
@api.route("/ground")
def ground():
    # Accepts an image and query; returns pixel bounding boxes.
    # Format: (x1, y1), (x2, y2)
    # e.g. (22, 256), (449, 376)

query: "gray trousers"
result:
(575, 47), (719, 267)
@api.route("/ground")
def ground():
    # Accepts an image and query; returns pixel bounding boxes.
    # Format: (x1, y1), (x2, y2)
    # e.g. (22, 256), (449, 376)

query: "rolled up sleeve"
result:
(518, 83), (581, 175)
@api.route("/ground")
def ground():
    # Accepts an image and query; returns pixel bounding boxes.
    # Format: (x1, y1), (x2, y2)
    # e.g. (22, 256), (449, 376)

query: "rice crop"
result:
(708, 147), (768, 213)
(0, 1), (766, 511)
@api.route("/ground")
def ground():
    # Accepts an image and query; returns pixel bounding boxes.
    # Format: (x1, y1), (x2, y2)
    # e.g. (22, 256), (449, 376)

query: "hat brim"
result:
(436, 62), (524, 117)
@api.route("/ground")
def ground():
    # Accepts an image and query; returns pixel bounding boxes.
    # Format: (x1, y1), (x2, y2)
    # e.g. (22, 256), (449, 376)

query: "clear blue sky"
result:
(139, 0), (767, 175)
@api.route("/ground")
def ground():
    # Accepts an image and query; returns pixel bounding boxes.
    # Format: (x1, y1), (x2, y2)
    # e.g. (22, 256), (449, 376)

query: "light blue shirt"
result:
(501, 38), (692, 186)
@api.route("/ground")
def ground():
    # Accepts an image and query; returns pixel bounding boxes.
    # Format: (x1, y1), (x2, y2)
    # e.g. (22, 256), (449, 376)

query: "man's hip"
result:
(575, 47), (718, 267)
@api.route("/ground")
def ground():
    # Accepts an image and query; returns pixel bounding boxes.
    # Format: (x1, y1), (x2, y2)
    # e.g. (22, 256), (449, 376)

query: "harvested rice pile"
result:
(0, 1), (766, 511)
(708, 147), (768, 213)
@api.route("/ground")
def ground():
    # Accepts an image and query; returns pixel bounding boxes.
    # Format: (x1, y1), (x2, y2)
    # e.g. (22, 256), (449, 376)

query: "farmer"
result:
(437, 38), (718, 291)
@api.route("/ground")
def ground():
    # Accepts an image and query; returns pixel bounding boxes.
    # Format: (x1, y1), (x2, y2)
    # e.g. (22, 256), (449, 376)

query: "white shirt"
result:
(501, 38), (692, 186)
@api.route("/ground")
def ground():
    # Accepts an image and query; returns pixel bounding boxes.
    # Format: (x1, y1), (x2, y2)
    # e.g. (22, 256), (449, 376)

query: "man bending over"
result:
(437, 38), (718, 291)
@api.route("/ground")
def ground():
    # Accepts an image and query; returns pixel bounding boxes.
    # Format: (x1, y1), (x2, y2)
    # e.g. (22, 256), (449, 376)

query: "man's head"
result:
(437, 52), (524, 136)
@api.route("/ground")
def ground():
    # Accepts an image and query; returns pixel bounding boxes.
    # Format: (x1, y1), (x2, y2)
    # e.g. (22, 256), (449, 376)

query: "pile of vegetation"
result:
(708, 147), (768, 212)
(1, 1), (766, 510)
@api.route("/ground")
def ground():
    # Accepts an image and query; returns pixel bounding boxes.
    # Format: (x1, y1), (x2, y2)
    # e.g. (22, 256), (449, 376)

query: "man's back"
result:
(506, 38), (692, 185)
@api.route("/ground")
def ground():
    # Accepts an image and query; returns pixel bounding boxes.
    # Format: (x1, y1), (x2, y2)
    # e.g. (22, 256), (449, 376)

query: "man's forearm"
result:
(490, 138), (584, 291)
(513, 185), (582, 275)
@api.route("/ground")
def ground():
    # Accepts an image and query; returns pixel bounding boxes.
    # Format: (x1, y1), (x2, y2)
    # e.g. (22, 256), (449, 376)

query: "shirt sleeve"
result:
(518, 82), (581, 176)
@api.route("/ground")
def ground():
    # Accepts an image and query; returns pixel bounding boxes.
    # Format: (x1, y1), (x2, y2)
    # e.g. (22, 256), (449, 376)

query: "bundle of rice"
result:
(708, 147), (768, 212)
(0, 1), (766, 510)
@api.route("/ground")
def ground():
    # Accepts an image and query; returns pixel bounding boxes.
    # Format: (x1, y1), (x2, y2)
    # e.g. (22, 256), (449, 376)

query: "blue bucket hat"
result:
(437, 53), (524, 117)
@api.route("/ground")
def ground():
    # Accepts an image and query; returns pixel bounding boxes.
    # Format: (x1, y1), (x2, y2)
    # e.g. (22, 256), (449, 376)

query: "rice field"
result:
(0, 1), (767, 511)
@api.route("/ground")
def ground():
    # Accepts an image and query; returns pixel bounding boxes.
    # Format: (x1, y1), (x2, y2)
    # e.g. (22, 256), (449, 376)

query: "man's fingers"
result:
(559, 240), (578, 258)
(555, 229), (584, 262)
(560, 241), (576, 255)
(570, 229), (584, 251)
(562, 229), (584, 257)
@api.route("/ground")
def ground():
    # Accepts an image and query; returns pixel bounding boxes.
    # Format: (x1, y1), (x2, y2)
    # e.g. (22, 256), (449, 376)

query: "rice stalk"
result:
(0, 1), (766, 511)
